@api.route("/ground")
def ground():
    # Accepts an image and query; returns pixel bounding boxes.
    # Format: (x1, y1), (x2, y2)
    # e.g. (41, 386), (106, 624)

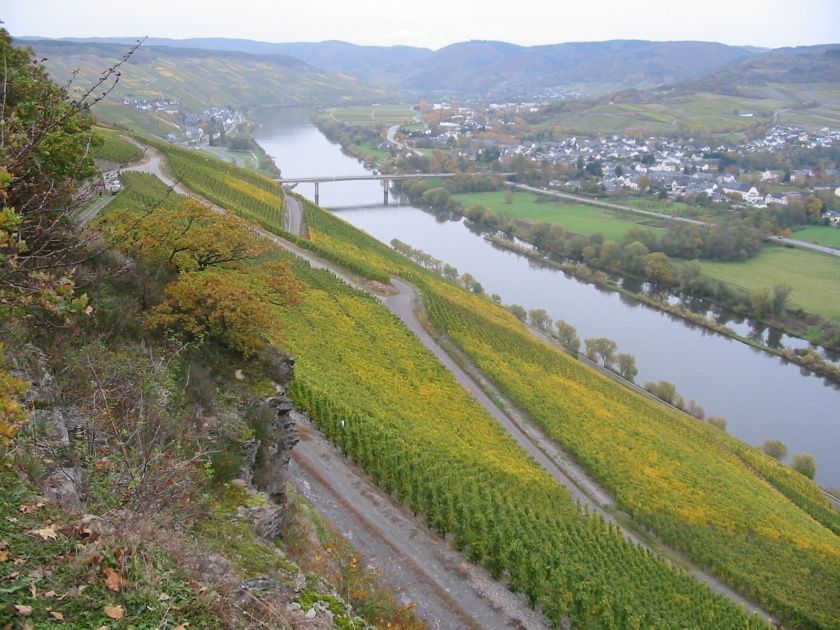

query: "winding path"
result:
(99, 141), (777, 626)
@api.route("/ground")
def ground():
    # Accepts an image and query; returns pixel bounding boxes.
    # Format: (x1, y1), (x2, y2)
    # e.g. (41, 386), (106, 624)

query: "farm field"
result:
(533, 92), (786, 135)
(792, 225), (840, 249)
(454, 190), (667, 241)
(328, 105), (416, 126)
(698, 246), (840, 323)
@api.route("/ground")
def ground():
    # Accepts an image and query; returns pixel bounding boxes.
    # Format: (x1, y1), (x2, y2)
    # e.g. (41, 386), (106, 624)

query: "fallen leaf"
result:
(44, 590), (57, 598)
(0, 540), (8, 550)
(103, 567), (128, 592)
(14, 604), (32, 616)
(96, 626), (110, 630)
(0, 550), (9, 562)
(113, 548), (124, 562)
(19, 504), (39, 514)
(158, 592), (170, 601)
(49, 611), (64, 621)
(174, 624), (189, 630)
(30, 525), (59, 541)
(103, 604), (124, 620)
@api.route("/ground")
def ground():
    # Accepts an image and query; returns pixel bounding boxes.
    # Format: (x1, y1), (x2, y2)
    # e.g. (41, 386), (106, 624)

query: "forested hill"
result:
(27, 36), (760, 97)
(22, 39), (392, 112)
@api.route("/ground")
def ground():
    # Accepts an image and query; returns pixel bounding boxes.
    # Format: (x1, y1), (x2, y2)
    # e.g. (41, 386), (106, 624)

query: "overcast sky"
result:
(3, 0), (838, 50)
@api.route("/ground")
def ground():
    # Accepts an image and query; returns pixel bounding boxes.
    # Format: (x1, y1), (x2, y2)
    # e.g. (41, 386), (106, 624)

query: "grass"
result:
(454, 190), (667, 241)
(792, 225), (840, 249)
(91, 126), (143, 165)
(698, 245), (840, 322)
(353, 141), (390, 162)
(328, 105), (415, 126)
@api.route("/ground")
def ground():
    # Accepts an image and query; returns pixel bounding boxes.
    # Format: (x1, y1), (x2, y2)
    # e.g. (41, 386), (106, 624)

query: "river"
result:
(253, 107), (840, 487)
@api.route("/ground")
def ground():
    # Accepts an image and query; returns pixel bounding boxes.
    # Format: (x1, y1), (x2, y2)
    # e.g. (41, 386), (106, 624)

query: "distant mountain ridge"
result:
(20, 39), (391, 112)
(25, 36), (762, 97)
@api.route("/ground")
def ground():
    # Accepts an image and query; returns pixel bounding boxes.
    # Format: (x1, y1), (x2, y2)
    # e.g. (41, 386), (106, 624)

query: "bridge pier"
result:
(314, 181), (319, 206)
(383, 178), (389, 206)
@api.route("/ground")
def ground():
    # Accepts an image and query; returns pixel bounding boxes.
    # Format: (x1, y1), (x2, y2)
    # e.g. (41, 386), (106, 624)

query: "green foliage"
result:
(91, 127), (142, 164)
(0, 28), (99, 318)
(792, 453), (818, 480)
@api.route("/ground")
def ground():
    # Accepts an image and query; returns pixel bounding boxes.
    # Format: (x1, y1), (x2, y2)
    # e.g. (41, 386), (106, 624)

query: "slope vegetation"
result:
(24, 39), (391, 113)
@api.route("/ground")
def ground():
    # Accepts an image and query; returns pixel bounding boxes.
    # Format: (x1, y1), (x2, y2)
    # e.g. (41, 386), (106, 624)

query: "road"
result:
(510, 182), (840, 258)
(283, 192), (306, 236)
(95, 141), (777, 626)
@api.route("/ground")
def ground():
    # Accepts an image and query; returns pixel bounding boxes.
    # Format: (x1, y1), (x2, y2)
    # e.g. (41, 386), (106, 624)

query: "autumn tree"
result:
(147, 262), (302, 356)
(98, 199), (267, 275)
(644, 380), (678, 405)
(555, 319), (580, 354)
(762, 439), (788, 461)
(528, 308), (552, 332)
(616, 353), (638, 382)
(584, 337), (618, 368)
(643, 252), (675, 285)
(791, 453), (816, 480)
(0, 28), (139, 318)
(506, 304), (527, 322)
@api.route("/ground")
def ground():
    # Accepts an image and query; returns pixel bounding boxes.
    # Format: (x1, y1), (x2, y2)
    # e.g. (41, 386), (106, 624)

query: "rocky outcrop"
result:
(239, 356), (300, 539)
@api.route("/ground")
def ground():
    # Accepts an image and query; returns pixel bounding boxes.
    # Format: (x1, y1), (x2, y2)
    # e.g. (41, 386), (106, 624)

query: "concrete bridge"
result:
(277, 172), (514, 205)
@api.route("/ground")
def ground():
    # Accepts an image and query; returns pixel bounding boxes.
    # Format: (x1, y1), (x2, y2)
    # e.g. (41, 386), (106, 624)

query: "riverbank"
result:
(485, 233), (840, 386)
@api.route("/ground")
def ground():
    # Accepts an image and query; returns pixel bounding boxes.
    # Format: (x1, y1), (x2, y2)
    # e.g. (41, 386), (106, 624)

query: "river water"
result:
(253, 107), (840, 486)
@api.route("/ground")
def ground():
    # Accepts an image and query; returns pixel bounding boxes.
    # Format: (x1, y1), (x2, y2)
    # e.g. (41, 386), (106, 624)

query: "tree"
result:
(707, 416), (728, 431)
(554, 320), (580, 354)
(643, 252), (675, 284)
(506, 304), (527, 322)
(616, 353), (638, 381)
(98, 200), (267, 275)
(684, 400), (705, 420)
(528, 308), (552, 332)
(791, 453), (816, 479)
(147, 263), (302, 356)
(584, 337), (618, 368)
(622, 241), (650, 276)
(762, 439), (788, 461)
(0, 29), (138, 318)
(771, 284), (792, 315)
(750, 288), (772, 319)
(598, 241), (623, 274)
(644, 380), (677, 405)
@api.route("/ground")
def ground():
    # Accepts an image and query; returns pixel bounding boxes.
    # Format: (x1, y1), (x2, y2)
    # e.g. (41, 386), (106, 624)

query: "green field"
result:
(353, 141), (390, 162)
(792, 225), (840, 249)
(328, 105), (416, 126)
(699, 246), (840, 322)
(454, 190), (667, 241)
(91, 126), (143, 164)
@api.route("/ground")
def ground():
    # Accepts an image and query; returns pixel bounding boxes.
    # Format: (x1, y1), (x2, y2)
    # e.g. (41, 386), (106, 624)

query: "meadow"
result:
(327, 105), (416, 126)
(792, 225), (840, 249)
(454, 190), (667, 241)
(698, 246), (840, 322)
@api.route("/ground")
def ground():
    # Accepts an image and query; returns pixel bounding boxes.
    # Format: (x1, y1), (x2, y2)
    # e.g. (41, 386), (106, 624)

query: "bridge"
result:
(277, 172), (515, 205)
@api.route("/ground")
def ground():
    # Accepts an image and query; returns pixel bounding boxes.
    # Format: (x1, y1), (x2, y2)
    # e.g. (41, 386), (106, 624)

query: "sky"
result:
(3, 0), (839, 50)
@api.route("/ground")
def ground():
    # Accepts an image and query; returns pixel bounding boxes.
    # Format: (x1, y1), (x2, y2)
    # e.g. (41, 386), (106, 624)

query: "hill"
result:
(27, 36), (758, 97)
(526, 44), (840, 134)
(398, 39), (759, 96)
(20, 39), (392, 115)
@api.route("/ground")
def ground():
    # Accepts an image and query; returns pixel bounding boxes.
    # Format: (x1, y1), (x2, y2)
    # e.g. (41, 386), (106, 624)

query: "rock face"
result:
(240, 357), (300, 538)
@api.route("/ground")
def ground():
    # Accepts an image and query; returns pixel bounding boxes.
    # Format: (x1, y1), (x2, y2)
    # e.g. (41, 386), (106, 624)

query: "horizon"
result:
(17, 33), (840, 53)
(4, 0), (839, 50)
